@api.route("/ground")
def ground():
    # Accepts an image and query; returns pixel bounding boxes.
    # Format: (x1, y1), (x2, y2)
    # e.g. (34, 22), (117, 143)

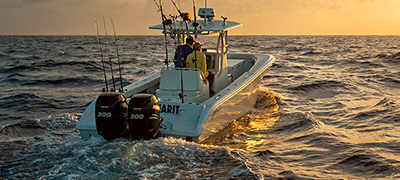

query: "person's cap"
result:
(193, 42), (203, 49)
(186, 36), (194, 42)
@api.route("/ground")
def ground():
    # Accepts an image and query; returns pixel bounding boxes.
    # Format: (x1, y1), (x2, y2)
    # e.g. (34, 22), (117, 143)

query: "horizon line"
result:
(1, 34), (400, 36)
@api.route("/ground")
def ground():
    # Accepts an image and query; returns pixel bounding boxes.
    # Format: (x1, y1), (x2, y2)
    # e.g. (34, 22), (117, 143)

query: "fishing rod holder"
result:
(163, 19), (173, 26)
(221, 16), (227, 26)
(181, 13), (192, 22)
(193, 22), (199, 28)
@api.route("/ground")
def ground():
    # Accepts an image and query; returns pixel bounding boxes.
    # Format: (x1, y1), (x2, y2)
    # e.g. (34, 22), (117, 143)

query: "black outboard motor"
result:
(95, 92), (128, 141)
(128, 94), (163, 140)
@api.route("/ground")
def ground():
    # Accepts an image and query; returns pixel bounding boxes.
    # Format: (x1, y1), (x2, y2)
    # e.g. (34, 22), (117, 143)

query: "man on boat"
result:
(174, 36), (194, 67)
(186, 42), (215, 95)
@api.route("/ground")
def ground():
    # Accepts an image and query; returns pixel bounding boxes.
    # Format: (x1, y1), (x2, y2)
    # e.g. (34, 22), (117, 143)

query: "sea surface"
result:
(0, 35), (400, 179)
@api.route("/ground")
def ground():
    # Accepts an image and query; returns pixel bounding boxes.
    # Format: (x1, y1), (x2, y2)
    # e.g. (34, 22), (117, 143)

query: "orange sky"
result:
(1, 0), (399, 35)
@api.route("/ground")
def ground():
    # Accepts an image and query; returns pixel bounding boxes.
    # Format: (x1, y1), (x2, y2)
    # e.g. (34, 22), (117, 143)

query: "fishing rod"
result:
(110, 17), (124, 91)
(154, 0), (187, 102)
(156, 0), (191, 102)
(170, 0), (191, 22)
(169, 0), (192, 60)
(171, 0), (194, 103)
(171, 0), (191, 38)
(159, 0), (169, 69)
(204, 0), (208, 26)
(153, 0), (173, 28)
(94, 18), (109, 92)
(170, 0), (182, 18)
(170, 14), (179, 40)
(179, 21), (185, 103)
(102, 17), (116, 91)
(153, 0), (172, 69)
(192, 0), (198, 69)
(170, 0), (191, 46)
(192, 0), (199, 39)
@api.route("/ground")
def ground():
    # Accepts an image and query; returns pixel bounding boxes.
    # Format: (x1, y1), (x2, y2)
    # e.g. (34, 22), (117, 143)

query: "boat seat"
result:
(156, 68), (209, 103)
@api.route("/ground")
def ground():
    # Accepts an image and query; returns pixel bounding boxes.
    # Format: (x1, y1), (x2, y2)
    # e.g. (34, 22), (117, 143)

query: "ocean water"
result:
(0, 35), (400, 179)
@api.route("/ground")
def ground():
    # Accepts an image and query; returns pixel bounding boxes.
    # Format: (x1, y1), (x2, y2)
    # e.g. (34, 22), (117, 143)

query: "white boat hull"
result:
(76, 53), (275, 142)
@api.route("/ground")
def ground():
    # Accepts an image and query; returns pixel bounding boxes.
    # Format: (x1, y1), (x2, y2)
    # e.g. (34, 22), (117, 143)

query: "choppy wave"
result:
(0, 113), (259, 179)
(1, 36), (400, 179)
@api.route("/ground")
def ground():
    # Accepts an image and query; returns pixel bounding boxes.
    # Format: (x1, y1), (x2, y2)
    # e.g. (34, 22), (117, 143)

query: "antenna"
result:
(110, 17), (124, 91)
(103, 17), (116, 91)
(94, 18), (109, 92)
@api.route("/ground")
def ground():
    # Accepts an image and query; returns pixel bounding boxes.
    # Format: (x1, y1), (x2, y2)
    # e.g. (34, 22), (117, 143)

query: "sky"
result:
(0, 0), (400, 35)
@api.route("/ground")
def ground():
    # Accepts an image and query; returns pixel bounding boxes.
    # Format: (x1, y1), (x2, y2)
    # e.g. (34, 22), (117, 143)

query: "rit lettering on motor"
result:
(160, 104), (180, 114)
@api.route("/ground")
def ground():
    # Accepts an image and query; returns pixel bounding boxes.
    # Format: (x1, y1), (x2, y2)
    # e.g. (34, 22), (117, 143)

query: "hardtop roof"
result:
(149, 19), (242, 34)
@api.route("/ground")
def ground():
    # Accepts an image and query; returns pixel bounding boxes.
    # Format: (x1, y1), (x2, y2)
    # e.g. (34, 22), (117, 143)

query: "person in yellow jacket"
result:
(186, 42), (215, 95)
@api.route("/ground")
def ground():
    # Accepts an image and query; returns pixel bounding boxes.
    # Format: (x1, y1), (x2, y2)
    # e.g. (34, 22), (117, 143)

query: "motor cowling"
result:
(128, 94), (163, 140)
(95, 92), (128, 141)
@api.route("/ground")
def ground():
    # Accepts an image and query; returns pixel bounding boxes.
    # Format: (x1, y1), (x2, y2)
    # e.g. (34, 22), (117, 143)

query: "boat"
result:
(76, 3), (276, 142)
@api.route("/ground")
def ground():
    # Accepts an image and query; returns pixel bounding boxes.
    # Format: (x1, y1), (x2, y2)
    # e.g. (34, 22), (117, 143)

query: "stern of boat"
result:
(76, 100), (99, 139)
(159, 101), (206, 141)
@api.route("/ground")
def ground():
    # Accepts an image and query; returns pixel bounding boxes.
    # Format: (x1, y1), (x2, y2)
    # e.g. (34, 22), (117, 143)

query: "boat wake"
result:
(200, 86), (282, 148)
(0, 88), (283, 179)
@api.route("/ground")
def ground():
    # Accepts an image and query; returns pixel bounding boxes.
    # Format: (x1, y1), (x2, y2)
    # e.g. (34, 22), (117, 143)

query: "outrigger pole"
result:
(103, 17), (116, 91)
(94, 18), (109, 92)
(110, 17), (124, 91)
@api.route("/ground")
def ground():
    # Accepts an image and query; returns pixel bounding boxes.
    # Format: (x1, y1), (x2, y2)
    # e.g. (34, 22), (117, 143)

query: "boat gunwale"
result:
(161, 53), (276, 138)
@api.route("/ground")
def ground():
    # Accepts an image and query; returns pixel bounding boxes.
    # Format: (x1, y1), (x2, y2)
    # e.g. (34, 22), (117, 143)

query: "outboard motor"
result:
(128, 94), (163, 140)
(95, 92), (128, 141)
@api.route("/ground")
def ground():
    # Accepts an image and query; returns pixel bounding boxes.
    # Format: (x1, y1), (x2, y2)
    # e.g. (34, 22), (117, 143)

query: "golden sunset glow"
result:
(1, 0), (399, 35)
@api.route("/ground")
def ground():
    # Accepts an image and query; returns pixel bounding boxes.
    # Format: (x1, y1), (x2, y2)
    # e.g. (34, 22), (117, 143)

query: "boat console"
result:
(156, 68), (210, 103)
